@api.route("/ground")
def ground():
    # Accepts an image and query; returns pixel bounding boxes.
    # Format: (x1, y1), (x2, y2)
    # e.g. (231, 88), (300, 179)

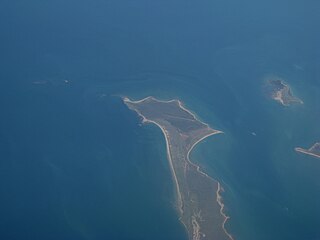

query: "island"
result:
(267, 78), (303, 106)
(295, 142), (320, 159)
(123, 96), (233, 240)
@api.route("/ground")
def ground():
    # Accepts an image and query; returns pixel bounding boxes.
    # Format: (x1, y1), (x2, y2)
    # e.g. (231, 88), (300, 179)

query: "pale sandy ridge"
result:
(295, 147), (320, 159)
(123, 96), (233, 240)
(273, 91), (287, 106)
(217, 183), (235, 240)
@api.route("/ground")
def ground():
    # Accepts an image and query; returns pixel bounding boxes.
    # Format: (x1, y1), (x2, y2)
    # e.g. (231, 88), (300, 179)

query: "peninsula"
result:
(267, 78), (303, 106)
(295, 142), (320, 159)
(123, 96), (233, 240)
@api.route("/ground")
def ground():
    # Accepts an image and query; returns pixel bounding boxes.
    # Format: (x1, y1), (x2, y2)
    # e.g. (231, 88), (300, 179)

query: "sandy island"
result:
(123, 96), (233, 240)
(295, 142), (320, 159)
(267, 78), (303, 106)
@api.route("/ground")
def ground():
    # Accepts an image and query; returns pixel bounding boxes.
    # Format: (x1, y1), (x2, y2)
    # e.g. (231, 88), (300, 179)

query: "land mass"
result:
(295, 142), (320, 159)
(123, 96), (233, 240)
(267, 78), (303, 106)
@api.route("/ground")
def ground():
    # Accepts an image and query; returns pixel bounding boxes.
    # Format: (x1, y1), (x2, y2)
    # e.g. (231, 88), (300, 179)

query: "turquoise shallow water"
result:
(0, 0), (319, 239)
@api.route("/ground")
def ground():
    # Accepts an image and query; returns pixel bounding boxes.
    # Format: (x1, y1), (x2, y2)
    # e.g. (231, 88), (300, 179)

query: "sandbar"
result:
(295, 142), (320, 159)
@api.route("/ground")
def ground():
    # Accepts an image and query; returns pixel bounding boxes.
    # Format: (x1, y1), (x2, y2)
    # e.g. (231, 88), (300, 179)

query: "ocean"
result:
(0, 0), (319, 239)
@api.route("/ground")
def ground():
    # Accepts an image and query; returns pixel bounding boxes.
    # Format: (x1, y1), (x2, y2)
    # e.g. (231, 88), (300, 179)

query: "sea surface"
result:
(0, 0), (319, 240)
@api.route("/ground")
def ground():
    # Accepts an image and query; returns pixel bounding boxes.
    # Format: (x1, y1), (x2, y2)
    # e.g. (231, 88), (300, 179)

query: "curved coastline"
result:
(186, 132), (233, 240)
(123, 96), (233, 240)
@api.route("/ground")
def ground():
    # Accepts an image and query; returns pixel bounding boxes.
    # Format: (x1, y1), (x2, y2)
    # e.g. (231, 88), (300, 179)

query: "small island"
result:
(295, 142), (320, 159)
(123, 96), (233, 240)
(267, 78), (303, 106)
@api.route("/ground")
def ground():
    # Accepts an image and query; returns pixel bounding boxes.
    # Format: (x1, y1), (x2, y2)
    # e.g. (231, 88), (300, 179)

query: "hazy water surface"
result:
(0, 0), (319, 239)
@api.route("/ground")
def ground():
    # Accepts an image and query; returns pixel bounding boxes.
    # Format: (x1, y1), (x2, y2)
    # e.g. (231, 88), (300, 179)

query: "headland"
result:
(123, 96), (233, 240)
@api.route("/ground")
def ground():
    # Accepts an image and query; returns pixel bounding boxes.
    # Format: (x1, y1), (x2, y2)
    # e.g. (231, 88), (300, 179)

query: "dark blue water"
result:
(1, 0), (319, 239)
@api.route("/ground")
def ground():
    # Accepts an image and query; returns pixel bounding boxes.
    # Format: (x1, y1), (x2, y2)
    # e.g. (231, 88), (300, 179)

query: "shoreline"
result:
(124, 97), (184, 213)
(123, 96), (233, 239)
(217, 183), (235, 240)
(295, 147), (320, 159)
(268, 79), (304, 106)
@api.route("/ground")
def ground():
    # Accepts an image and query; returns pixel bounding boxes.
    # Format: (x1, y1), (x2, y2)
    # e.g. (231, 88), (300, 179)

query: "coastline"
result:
(217, 183), (234, 240)
(124, 97), (184, 213)
(268, 79), (304, 106)
(295, 147), (320, 159)
(123, 96), (233, 239)
(187, 135), (233, 240)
